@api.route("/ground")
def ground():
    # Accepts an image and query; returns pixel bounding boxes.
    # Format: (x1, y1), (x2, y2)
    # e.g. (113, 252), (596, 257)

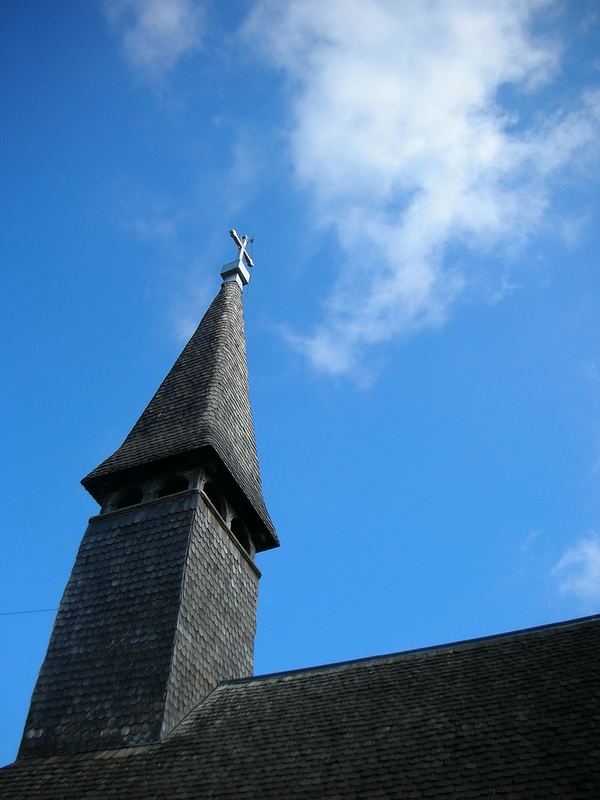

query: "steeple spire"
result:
(19, 235), (278, 759)
(82, 238), (276, 550)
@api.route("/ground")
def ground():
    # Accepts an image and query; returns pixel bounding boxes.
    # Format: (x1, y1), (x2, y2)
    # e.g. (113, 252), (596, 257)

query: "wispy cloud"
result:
(246, 0), (600, 378)
(553, 533), (600, 603)
(220, 134), (264, 217)
(104, 0), (204, 81)
(170, 272), (212, 342)
(582, 359), (600, 475)
(520, 529), (541, 554)
(126, 216), (177, 239)
(583, 358), (600, 387)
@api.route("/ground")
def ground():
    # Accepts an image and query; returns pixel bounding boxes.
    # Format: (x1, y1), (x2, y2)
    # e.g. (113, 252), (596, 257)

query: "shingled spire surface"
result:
(83, 281), (277, 546)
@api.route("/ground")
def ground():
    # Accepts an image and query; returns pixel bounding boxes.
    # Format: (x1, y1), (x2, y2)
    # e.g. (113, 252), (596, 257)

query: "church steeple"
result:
(18, 234), (277, 759)
(82, 229), (276, 550)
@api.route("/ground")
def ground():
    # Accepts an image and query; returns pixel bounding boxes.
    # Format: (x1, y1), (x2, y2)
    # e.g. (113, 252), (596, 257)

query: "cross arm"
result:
(229, 228), (254, 269)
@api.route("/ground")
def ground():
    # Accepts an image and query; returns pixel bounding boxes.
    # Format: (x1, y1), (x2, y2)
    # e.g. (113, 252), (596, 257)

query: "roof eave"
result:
(81, 445), (279, 552)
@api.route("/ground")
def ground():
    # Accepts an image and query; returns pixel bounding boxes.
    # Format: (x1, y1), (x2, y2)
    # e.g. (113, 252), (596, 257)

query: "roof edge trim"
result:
(220, 613), (600, 685)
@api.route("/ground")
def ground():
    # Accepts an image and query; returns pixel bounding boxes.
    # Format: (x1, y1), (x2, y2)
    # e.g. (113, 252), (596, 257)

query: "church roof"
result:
(82, 281), (277, 548)
(3, 614), (599, 798)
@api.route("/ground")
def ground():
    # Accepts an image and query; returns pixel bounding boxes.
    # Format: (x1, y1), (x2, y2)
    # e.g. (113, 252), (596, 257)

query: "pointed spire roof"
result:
(82, 281), (277, 549)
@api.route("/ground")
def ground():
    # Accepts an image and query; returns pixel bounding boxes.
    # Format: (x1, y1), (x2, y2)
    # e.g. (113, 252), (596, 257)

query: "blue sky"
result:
(1, 0), (600, 765)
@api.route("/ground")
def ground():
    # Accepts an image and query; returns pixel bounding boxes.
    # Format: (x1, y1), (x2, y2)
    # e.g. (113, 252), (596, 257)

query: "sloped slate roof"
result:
(3, 615), (599, 798)
(82, 282), (277, 545)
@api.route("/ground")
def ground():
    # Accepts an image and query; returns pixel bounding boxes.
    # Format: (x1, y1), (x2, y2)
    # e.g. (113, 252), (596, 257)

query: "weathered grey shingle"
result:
(4, 615), (599, 798)
(82, 282), (277, 547)
(17, 490), (261, 760)
(18, 493), (195, 759)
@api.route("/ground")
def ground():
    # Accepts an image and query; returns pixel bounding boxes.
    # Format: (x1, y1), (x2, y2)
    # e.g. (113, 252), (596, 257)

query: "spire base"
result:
(220, 259), (250, 289)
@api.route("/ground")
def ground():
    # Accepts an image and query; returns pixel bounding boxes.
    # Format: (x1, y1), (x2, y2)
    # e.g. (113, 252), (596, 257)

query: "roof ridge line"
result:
(220, 613), (600, 685)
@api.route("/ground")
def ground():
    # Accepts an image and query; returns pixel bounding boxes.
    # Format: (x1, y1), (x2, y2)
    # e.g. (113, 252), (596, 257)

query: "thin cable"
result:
(0, 608), (57, 617)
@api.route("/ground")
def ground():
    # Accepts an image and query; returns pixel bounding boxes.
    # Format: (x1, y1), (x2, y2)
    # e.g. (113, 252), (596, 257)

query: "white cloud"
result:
(582, 358), (600, 386)
(582, 359), (600, 475)
(246, 0), (600, 378)
(220, 134), (264, 216)
(104, 0), (204, 81)
(520, 529), (541, 554)
(171, 278), (211, 342)
(127, 216), (176, 239)
(553, 533), (600, 603)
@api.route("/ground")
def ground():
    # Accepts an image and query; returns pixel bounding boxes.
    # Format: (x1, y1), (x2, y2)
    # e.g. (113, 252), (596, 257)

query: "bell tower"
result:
(18, 232), (278, 759)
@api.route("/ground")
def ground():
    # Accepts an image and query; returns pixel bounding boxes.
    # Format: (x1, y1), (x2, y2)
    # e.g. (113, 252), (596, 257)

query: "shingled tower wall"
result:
(18, 269), (278, 759)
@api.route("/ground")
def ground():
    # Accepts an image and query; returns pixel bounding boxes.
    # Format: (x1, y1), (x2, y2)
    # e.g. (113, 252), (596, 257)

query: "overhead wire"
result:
(0, 608), (57, 617)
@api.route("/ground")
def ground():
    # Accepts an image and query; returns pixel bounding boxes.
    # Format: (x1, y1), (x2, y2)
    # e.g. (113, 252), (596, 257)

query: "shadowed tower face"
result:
(18, 233), (278, 759)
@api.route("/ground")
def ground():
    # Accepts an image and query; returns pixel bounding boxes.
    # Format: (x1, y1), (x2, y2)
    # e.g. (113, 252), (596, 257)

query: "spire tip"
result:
(221, 229), (254, 289)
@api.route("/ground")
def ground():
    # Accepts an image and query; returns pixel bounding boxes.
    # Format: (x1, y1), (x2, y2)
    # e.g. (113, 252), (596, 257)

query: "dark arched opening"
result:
(156, 474), (189, 498)
(203, 481), (226, 519)
(114, 487), (143, 509)
(230, 518), (251, 554)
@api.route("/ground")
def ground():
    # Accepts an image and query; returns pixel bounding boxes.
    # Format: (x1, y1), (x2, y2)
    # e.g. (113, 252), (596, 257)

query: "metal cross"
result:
(229, 229), (254, 270)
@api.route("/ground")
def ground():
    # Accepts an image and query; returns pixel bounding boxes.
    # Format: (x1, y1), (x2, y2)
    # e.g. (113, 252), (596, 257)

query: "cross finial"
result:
(220, 229), (254, 289)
